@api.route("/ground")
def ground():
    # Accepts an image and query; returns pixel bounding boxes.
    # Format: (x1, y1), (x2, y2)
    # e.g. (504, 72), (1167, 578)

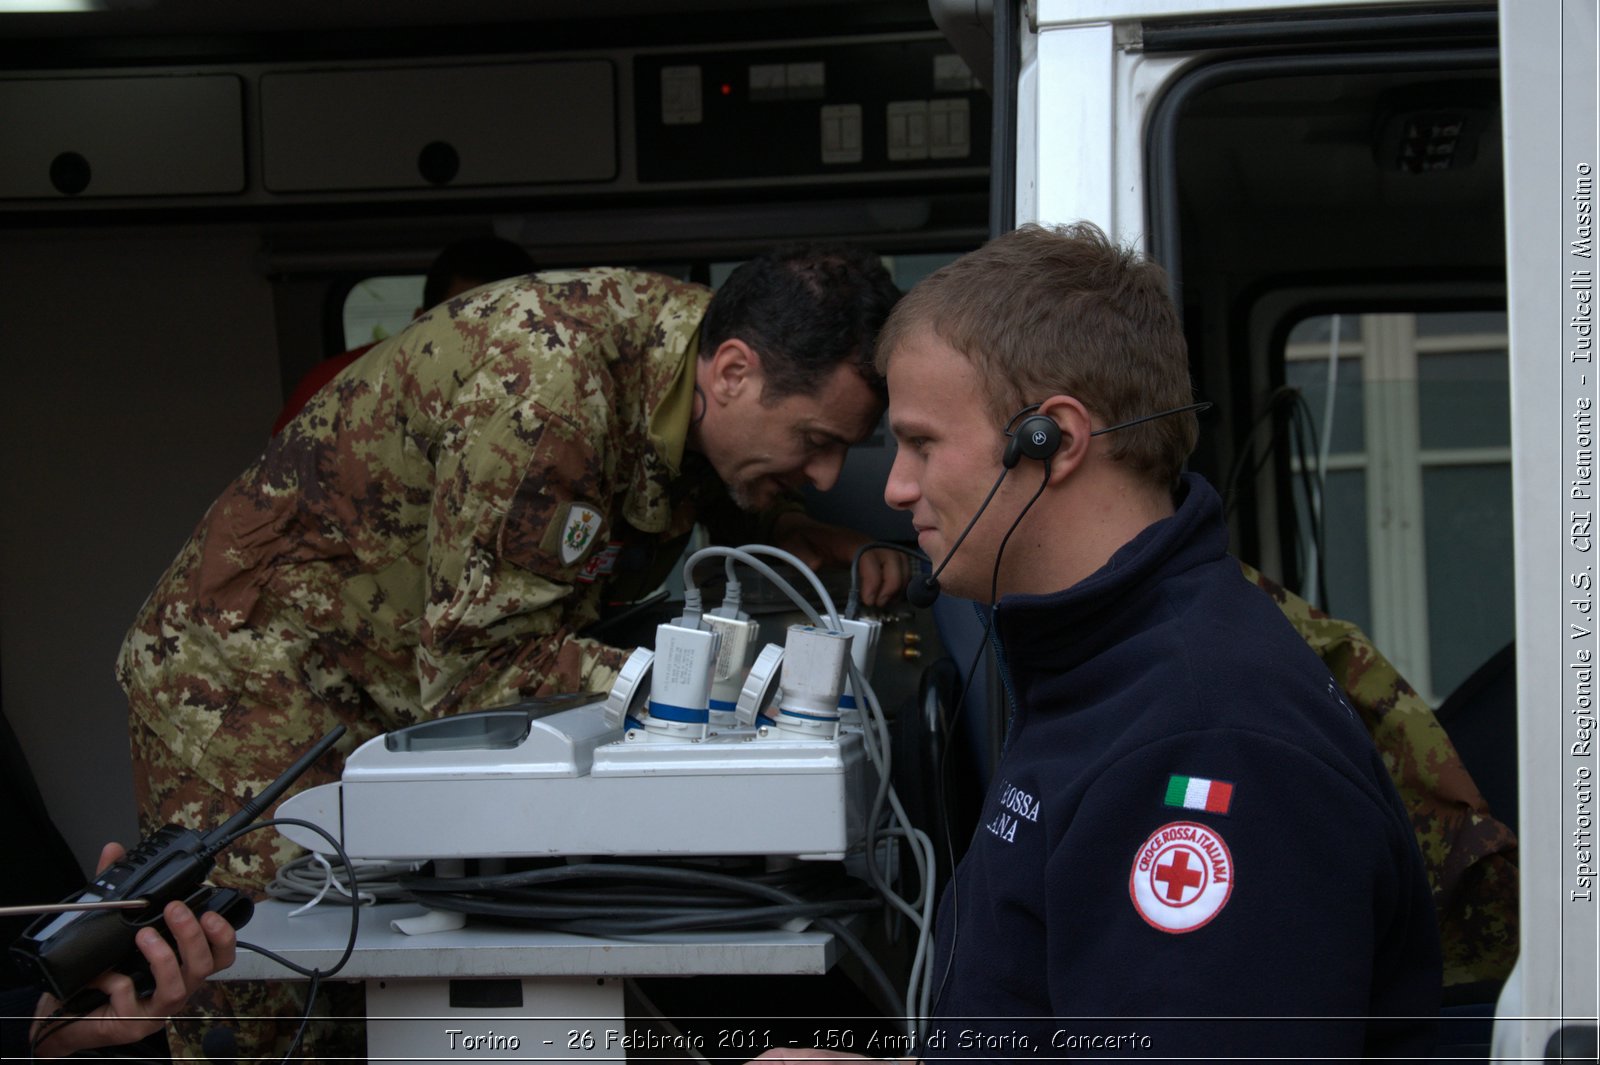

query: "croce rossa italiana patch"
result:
(1129, 820), (1234, 933)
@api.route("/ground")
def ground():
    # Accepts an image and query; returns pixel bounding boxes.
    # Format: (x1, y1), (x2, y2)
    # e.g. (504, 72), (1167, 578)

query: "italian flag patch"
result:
(1164, 774), (1234, 815)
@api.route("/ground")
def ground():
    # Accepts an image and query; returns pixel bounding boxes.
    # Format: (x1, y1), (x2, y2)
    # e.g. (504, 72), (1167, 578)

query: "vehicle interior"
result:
(1148, 4), (1511, 748)
(1139, 5), (1514, 1051)
(0, 0), (986, 850)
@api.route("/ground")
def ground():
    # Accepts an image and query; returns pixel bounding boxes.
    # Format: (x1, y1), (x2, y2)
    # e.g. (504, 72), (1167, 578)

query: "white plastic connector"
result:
(836, 617), (882, 725)
(770, 624), (851, 740)
(735, 644), (785, 726)
(642, 621), (720, 743)
(602, 647), (654, 730)
(703, 613), (761, 728)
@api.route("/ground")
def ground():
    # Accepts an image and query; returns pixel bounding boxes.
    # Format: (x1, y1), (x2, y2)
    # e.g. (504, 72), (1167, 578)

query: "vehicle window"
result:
(343, 252), (955, 352)
(1283, 310), (1511, 704)
(342, 274), (426, 350)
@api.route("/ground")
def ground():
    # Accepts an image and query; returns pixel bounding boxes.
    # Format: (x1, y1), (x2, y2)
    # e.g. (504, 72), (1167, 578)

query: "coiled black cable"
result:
(399, 860), (902, 1015)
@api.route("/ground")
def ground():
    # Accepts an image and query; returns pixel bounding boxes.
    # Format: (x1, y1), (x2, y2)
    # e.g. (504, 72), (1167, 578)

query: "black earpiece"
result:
(1000, 399), (1215, 469)
(1002, 411), (1062, 468)
(906, 400), (1211, 610)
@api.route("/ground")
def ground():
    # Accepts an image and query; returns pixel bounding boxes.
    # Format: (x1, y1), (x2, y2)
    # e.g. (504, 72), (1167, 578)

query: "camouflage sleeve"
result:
(419, 392), (628, 714)
(1239, 561), (1519, 988)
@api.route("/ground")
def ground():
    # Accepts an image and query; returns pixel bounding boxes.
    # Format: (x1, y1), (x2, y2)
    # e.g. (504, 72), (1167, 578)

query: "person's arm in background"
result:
(695, 488), (912, 609)
(769, 511), (910, 608)
(20, 843), (237, 1059)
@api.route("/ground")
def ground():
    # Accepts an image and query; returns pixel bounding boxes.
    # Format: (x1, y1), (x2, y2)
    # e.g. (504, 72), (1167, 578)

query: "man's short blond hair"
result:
(876, 222), (1199, 488)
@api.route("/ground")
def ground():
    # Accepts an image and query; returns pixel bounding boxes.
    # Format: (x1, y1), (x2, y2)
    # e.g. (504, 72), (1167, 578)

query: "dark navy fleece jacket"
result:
(925, 474), (1440, 1062)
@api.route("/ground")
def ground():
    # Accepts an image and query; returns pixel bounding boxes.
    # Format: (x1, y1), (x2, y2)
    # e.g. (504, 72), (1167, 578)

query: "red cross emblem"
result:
(1152, 846), (1208, 904)
(1129, 821), (1234, 933)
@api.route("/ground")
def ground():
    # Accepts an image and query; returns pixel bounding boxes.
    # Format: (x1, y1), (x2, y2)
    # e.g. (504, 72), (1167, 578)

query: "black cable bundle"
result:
(1223, 385), (1331, 610)
(399, 858), (902, 1011)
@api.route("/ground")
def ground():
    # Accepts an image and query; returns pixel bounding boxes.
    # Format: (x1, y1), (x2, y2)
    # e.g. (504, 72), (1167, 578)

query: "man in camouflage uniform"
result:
(1244, 565), (1520, 992)
(117, 246), (905, 1059)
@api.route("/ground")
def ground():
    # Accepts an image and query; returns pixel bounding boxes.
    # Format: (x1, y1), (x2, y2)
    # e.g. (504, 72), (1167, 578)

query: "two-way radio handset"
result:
(11, 726), (345, 1002)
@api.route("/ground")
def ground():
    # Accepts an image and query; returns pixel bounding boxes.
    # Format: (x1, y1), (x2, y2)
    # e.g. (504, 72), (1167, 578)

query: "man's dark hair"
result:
(699, 243), (901, 404)
(424, 237), (537, 309)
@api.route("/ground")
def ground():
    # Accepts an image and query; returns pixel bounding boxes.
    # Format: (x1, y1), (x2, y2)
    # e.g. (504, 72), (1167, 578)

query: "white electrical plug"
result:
(769, 624), (851, 740)
(640, 620), (721, 743)
(835, 616), (882, 726)
(703, 613), (761, 728)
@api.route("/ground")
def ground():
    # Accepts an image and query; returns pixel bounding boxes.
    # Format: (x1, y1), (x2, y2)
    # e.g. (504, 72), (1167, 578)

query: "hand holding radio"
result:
(27, 842), (239, 1059)
(12, 727), (343, 1023)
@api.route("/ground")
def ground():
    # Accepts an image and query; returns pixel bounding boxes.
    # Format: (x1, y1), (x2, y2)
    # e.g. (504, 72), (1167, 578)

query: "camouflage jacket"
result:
(1244, 564), (1519, 989)
(119, 269), (722, 787)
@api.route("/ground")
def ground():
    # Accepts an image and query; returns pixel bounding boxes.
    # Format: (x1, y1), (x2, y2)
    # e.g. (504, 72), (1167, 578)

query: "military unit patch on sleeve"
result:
(1129, 821), (1234, 933)
(543, 502), (604, 566)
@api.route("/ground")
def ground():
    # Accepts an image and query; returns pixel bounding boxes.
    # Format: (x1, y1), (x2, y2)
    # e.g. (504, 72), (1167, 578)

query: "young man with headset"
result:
(758, 222), (1441, 1061)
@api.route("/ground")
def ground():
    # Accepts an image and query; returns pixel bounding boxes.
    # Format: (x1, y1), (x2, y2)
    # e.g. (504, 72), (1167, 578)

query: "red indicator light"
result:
(721, 83), (733, 96)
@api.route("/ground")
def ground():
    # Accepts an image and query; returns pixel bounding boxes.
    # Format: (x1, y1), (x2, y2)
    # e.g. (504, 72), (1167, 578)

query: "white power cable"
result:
(683, 547), (827, 628)
(286, 852), (366, 917)
(851, 655), (937, 1033)
(267, 852), (421, 913)
(681, 543), (935, 1034)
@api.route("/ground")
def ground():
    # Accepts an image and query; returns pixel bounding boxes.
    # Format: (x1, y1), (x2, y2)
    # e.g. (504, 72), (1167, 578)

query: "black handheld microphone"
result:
(10, 727), (345, 1002)
(905, 400), (1211, 608)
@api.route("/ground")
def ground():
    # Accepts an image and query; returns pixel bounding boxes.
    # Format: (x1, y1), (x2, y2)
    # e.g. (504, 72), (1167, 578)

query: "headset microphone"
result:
(905, 570), (944, 609)
(906, 400), (1210, 608)
(907, 465), (1011, 607)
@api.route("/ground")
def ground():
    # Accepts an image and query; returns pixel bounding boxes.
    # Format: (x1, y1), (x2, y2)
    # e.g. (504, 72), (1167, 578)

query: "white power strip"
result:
(276, 702), (872, 862)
